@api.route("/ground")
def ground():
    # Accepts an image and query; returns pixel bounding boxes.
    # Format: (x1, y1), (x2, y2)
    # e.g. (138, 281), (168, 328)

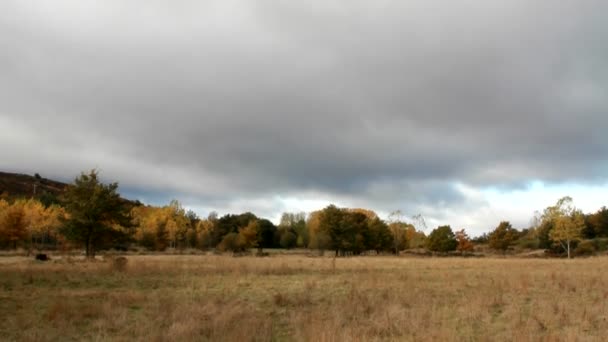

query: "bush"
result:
(574, 240), (596, 256)
(593, 238), (608, 252)
(218, 233), (240, 252)
(516, 238), (539, 250)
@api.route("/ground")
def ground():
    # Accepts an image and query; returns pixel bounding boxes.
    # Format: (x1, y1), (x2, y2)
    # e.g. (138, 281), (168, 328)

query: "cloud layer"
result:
(2, 1), (607, 232)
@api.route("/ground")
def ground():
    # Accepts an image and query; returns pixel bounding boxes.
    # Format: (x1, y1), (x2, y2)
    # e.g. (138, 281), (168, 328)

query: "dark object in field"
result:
(35, 254), (50, 261)
(112, 256), (128, 271)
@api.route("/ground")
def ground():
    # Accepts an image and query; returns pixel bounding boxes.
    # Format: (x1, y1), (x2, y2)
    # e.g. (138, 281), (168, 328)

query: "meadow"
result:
(1, 253), (607, 341)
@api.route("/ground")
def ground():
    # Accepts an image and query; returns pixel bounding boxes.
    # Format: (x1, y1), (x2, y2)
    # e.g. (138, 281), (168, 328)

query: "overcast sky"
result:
(1, 1), (607, 235)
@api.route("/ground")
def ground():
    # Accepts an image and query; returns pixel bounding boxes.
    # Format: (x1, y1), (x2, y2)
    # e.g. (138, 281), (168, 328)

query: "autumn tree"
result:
(238, 220), (259, 250)
(213, 212), (258, 247)
(307, 210), (330, 251)
(341, 210), (369, 254)
(426, 225), (457, 252)
(455, 229), (474, 253)
(0, 199), (65, 251)
(0, 202), (27, 249)
(488, 221), (518, 252)
(550, 211), (585, 259)
(218, 220), (259, 253)
(257, 218), (277, 252)
(549, 197), (585, 259)
(21, 199), (65, 251)
(193, 217), (213, 249)
(318, 205), (345, 255)
(60, 170), (132, 258)
(537, 197), (586, 258)
(317, 205), (366, 256)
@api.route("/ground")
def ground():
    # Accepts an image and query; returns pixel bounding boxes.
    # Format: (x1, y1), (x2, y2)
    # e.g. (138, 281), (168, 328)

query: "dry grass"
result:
(1, 254), (607, 341)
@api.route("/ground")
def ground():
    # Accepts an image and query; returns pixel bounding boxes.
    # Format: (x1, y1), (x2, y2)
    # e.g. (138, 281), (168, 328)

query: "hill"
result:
(0, 171), (141, 208)
(0, 171), (67, 203)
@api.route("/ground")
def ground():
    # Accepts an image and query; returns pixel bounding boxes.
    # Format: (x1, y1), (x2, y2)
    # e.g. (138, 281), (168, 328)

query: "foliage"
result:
(279, 231), (297, 249)
(367, 217), (394, 253)
(0, 198), (65, 250)
(0, 203), (27, 249)
(549, 212), (585, 259)
(584, 207), (608, 238)
(488, 221), (518, 252)
(426, 226), (457, 252)
(536, 197), (586, 258)
(455, 229), (474, 252)
(213, 212), (258, 247)
(257, 219), (277, 249)
(217, 220), (259, 253)
(60, 170), (132, 257)
(278, 212), (307, 248)
(131, 201), (194, 251)
(316, 205), (393, 256)
(3, 171), (606, 261)
(574, 240), (596, 256)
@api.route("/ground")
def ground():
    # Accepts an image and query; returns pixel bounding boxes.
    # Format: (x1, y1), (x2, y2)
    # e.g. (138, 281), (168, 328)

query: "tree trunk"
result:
(85, 233), (95, 259)
(567, 239), (571, 259)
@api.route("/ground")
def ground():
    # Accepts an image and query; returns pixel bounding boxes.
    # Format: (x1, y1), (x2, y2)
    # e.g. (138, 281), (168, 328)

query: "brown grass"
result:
(1, 254), (607, 341)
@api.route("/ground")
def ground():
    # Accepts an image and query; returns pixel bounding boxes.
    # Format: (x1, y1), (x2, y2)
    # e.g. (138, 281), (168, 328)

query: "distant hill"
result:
(0, 171), (68, 202)
(0, 171), (140, 207)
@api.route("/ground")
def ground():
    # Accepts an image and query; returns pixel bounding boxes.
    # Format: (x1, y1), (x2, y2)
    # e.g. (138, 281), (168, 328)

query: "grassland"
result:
(1, 253), (607, 341)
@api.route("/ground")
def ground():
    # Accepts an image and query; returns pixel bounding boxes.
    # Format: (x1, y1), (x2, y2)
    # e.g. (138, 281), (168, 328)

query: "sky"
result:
(1, 1), (607, 235)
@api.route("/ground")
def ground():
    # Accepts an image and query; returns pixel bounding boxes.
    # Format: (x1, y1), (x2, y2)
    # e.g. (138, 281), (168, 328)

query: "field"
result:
(1, 253), (607, 341)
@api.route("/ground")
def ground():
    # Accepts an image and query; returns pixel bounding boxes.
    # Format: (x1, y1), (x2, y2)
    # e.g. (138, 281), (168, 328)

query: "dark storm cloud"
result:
(1, 1), (607, 219)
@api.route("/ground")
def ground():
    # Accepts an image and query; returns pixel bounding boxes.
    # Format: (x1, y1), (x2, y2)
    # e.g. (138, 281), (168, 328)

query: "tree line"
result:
(1, 170), (607, 259)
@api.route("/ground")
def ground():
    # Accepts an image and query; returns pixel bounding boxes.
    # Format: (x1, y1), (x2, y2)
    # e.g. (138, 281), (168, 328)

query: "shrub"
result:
(218, 233), (240, 252)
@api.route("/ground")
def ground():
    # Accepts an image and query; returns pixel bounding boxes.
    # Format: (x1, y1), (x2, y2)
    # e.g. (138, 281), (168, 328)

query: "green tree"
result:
(488, 221), (518, 252)
(585, 207), (608, 238)
(60, 170), (132, 258)
(278, 212), (308, 248)
(256, 218), (277, 251)
(426, 225), (457, 252)
(367, 217), (394, 253)
(279, 231), (297, 249)
(318, 205), (346, 255)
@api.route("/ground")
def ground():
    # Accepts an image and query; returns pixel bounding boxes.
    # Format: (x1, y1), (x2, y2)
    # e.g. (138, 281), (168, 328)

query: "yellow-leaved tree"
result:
(546, 197), (586, 259)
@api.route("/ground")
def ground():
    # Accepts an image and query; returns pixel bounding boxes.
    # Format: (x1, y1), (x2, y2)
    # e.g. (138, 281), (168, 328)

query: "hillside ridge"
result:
(0, 171), (68, 200)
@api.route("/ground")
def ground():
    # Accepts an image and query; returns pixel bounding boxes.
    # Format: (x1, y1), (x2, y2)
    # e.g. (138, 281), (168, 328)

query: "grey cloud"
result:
(1, 1), (607, 226)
